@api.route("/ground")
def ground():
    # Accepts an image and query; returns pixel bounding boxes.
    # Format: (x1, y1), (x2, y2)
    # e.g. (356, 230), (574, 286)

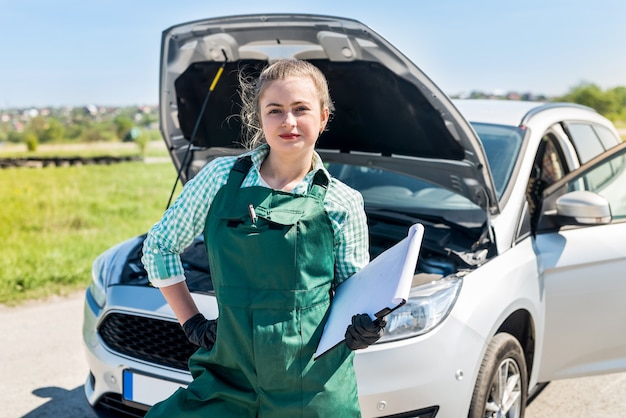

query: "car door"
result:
(534, 142), (626, 381)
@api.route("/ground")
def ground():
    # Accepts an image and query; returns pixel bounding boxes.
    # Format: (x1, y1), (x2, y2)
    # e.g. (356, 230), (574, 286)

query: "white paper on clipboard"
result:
(314, 223), (424, 359)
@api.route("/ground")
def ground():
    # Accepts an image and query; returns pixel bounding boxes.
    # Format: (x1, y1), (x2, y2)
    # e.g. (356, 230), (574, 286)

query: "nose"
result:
(281, 112), (296, 127)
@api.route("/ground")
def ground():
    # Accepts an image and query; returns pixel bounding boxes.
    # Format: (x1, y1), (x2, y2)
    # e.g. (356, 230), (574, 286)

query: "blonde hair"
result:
(239, 59), (334, 149)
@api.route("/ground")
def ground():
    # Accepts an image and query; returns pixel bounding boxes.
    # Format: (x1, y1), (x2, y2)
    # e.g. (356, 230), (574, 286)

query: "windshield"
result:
(470, 122), (525, 199)
(326, 162), (487, 230)
(327, 163), (479, 210)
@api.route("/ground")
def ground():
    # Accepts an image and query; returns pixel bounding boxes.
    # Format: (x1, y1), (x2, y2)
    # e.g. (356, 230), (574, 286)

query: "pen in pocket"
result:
(248, 204), (258, 224)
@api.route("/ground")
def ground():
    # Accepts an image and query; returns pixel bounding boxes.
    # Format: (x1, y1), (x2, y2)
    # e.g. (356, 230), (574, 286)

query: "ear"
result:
(320, 107), (329, 132)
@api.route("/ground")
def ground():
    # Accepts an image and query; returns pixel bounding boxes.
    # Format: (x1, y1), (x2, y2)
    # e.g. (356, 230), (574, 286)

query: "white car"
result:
(82, 14), (626, 418)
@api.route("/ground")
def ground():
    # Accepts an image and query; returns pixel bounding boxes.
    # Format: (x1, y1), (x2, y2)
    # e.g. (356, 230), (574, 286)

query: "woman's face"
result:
(259, 76), (329, 159)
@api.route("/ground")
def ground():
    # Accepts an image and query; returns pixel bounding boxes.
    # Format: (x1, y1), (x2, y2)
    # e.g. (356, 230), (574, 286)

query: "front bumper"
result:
(355, 313), (484, 418)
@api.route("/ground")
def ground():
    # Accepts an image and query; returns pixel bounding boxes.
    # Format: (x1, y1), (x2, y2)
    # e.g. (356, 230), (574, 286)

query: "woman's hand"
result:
(182, 313), (218, 350)
(345, 313), (386, 350)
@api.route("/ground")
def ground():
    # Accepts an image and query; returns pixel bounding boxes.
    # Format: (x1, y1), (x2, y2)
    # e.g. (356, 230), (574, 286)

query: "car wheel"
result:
(468, 332), (528, 418)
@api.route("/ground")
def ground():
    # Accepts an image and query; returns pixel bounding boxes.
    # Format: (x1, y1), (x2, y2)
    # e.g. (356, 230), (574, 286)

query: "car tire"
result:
(468, 332), (528, 418)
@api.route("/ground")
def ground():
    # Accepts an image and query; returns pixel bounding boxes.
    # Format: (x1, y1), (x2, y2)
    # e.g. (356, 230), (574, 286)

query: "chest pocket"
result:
(222, 206), (305, 233)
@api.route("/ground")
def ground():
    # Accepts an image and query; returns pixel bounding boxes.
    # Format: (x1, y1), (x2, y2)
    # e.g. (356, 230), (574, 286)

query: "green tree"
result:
(65, 124), (84, 141)
(556, 82), (620, 116)
(7, 130), (23, 144)
(134, 131), (150, 155)
(607, 86), (626, 121)
(27, 116), (47, 138)
(114, 115), (134, 140)
(39, 118), (66, 143)
(23, 131), (38, 151)
(137, 111), (157, 127)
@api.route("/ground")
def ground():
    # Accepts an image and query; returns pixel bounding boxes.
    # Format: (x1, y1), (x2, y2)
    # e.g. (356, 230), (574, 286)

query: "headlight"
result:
(89, 254), (107, 308)
(87, 237), (141, 308)
(378, 276), (462, 343)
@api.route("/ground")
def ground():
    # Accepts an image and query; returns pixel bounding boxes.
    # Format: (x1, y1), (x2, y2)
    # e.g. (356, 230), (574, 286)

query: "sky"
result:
(1, 0), (625, 108)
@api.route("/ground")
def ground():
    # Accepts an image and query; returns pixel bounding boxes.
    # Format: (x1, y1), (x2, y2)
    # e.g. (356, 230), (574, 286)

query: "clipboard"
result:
(314, 223), (424, 359)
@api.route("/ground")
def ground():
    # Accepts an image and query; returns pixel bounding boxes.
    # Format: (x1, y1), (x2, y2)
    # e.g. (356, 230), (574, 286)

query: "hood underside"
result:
(159, 13), (497, 211)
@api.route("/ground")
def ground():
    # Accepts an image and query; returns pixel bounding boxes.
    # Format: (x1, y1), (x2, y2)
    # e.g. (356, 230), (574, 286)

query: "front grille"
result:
(98, 312), (196, 371)
(378, 406), (439, 418)
(95, 393), (148, 417)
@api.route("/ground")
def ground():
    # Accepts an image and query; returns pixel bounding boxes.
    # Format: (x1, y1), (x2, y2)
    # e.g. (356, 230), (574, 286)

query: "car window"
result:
(527, 134), (567, 231)
(538, 137), (566, 184)
(470, 123), (524, 198)
(565, 122), (608, 164)
(566, 145), (626, 220)
(594, 125), (621, 150)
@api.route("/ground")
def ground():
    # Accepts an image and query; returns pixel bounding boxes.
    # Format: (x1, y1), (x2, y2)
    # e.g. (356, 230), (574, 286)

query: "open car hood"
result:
(160, 14), (497, 212)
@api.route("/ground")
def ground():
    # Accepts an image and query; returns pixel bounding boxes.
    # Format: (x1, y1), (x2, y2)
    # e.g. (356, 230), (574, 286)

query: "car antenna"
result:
(165, 49), (229, 210)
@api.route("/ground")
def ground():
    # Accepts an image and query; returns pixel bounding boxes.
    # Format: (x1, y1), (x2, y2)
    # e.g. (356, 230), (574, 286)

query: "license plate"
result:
(123, 370), (188, 406)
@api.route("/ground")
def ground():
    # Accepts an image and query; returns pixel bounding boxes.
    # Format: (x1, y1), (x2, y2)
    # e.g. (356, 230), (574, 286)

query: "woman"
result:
(142, 59), (385, 417)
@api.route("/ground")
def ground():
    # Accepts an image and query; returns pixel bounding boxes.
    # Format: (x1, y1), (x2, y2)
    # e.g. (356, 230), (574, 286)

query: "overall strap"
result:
(228, 155), (253, 186)
(228, 155), (252, 183)
(309, 169), (330, 200)
(221, 155), (253, 208)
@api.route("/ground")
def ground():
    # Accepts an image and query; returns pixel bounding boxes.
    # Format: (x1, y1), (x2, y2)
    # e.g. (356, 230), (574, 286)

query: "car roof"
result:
(452, 99), (598, 127)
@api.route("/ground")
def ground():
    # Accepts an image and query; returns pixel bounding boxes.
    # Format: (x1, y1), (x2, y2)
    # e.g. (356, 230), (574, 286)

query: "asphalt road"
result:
(1, 292), (625, 418)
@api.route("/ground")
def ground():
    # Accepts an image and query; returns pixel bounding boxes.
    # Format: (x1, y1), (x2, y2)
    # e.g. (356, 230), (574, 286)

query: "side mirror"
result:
(555, 190), (611, 225)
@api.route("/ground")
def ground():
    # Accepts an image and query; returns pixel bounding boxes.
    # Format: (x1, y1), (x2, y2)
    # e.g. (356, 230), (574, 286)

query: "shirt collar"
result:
(246, 144), (330, 192)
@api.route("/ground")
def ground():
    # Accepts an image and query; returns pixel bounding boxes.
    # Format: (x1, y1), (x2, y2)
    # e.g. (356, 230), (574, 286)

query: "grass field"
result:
(0, 160), (179, 305)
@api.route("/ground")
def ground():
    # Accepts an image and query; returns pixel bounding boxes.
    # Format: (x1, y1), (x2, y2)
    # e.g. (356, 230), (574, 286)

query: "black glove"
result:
(182, 313), (218, 350)
(345, 313), (386, 350)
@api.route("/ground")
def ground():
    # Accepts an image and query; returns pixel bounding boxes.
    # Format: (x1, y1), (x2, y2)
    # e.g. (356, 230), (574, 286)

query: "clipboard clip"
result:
(374, 300), (406, 327)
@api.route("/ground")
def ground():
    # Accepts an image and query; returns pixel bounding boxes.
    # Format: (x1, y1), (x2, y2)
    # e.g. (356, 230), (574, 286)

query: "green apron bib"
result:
(147, 156), (360, 417)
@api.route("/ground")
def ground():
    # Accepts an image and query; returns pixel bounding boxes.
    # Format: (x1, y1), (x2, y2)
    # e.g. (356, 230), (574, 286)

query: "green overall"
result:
(147, 157), (360, 417)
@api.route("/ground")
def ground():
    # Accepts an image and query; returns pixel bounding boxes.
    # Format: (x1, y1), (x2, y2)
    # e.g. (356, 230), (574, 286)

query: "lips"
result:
(279, 134), (300, 139)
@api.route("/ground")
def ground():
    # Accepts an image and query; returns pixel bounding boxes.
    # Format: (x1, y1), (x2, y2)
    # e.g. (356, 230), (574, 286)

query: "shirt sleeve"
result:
(326, 179), (370, 286)
(141, 157), (233, 287)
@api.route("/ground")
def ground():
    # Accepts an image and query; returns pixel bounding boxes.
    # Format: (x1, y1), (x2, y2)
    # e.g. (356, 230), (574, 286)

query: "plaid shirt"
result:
(142, 144), (369, 288)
